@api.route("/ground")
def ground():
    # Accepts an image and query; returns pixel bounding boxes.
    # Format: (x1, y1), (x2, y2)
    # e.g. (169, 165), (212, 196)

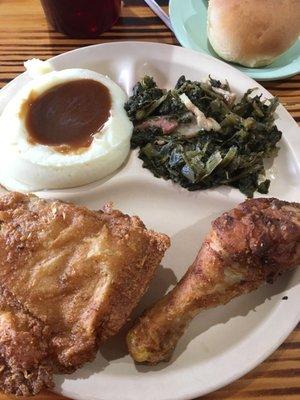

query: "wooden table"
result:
(0, 1), (299, 399)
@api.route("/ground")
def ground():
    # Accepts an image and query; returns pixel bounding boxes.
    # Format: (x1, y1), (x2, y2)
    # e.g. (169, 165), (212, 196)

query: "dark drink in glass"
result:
(40, 0), (121, 38)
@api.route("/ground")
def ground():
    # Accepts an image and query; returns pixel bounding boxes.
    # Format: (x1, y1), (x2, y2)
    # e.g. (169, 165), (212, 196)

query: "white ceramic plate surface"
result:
(0, 42), (299, 400)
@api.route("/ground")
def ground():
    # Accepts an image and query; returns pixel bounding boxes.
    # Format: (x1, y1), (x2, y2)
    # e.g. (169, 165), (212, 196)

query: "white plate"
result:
(0, 42), (299, 400)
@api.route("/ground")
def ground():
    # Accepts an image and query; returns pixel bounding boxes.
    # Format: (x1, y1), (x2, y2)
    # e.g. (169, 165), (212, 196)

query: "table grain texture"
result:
(0, 0), (299, 399)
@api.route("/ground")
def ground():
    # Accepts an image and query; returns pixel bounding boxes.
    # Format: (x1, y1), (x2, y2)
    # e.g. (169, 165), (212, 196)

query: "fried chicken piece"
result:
(0, 192), (170, 395)
(0, 287), (53, 396)
(127, 198), (300, 364)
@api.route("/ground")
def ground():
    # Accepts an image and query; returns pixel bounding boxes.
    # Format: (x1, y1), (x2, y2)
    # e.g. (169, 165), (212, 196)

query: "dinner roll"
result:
(207, 0), (300, 68)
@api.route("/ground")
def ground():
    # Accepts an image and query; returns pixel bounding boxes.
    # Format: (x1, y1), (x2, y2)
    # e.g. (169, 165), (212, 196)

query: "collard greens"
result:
(125, 75), (282, 197)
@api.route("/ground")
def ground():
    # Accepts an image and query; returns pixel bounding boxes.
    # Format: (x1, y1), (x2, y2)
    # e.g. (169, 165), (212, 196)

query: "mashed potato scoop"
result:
(0, 59), (133, 191)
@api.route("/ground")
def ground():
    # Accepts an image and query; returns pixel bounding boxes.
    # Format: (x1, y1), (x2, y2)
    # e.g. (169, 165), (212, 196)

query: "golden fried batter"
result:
(0, 287), (53, 396)
(0, 192), (170, 395)
(127, 198), (300, 364)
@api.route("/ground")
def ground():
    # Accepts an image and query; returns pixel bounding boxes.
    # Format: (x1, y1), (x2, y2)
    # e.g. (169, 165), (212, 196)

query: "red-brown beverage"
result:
(40, 0), (121, 38)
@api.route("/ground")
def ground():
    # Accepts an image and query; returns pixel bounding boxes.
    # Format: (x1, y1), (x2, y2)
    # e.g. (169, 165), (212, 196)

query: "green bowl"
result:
(169, 0), (300, 81)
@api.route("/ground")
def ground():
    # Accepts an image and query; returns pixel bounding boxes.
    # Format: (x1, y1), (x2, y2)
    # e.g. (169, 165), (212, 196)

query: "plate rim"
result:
(0, 41), (299, 400)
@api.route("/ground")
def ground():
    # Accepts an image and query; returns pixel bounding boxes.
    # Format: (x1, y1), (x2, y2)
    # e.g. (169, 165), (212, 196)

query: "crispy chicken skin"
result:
(127, 198), (300, 364)
(0, 287), (53, 396)
(0, 192), (170, 395)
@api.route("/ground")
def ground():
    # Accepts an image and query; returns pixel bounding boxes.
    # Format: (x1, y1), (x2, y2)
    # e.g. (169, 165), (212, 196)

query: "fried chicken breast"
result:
(0, 192), (170, 395)
(127, 198), (300, 364)
(0, 286), (53, 396)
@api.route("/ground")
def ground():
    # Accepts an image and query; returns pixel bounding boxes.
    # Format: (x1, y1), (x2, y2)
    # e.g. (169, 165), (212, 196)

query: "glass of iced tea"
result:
(40, 0), (121, 38)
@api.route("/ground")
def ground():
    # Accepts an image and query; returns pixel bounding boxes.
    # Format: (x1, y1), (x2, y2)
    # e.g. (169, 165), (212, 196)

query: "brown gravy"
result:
(24, 79), (111, 151)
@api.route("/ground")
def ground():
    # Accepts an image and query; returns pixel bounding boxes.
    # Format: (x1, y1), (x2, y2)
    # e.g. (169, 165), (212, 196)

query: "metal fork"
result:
(144, 0), (173, 31)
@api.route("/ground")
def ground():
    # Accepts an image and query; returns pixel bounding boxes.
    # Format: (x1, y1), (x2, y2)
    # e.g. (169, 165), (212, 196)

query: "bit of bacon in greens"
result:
(125, 75), (282, 197)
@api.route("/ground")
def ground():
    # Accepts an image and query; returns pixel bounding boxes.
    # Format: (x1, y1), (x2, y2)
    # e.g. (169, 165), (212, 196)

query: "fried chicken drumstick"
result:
(127, 198), (300, 364)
